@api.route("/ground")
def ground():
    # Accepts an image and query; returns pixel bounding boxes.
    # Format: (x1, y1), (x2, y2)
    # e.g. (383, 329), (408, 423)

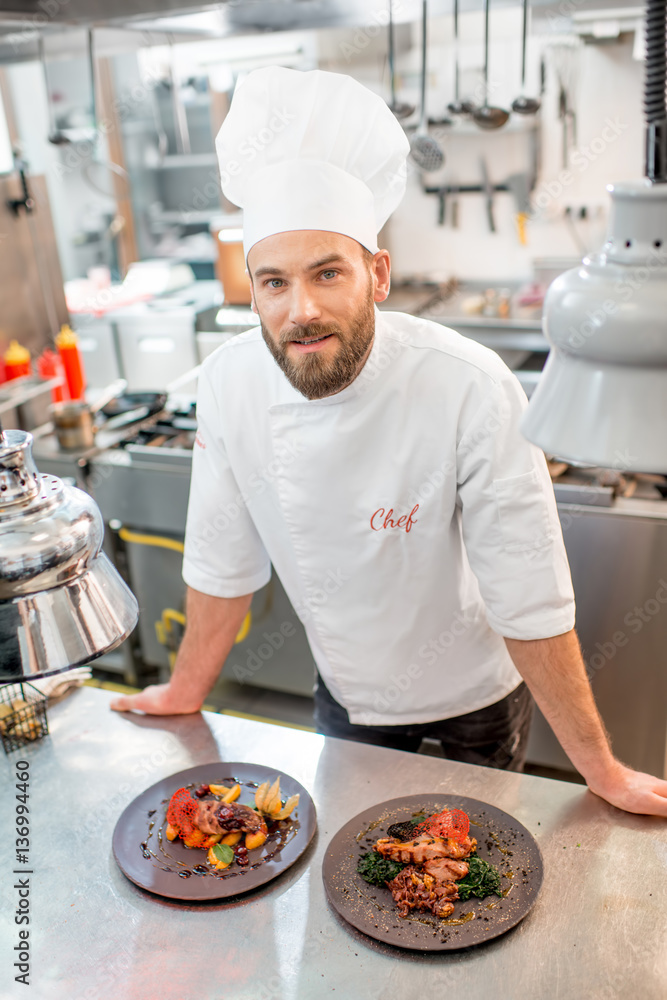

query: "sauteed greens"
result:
(357, 851), (405, 886)
(455, 855), (501, 901)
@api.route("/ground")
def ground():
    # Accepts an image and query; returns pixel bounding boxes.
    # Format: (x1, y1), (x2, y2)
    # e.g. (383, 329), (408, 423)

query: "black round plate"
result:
(322, 794), (543, 951)
(113, 762), (316, 901)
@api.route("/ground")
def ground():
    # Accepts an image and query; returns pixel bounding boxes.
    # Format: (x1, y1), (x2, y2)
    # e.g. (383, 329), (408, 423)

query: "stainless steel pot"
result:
(50, 378), (127, 451)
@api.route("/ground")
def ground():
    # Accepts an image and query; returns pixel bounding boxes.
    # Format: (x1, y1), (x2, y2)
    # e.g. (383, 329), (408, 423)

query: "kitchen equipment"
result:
(211, 225), (252, 305)
(112, 281), (219, 392)
(447, 0), (475, 118)
(50, 377), (127, 451)
(480, 157), (496, 232)
(473, 0), (510, 131)
(450, 181), (459, 227)
(550, 40), (579, 168)
(409, 0), (445, 171)
(100, 390), (166, 420)
(0, 428), (138, 680)
(522, 0), (667, 473)
(0, 682), (48, 753)
(511, 0), (541, 116)
(506, 172), (531, 244)
(387, 0), (414, 119)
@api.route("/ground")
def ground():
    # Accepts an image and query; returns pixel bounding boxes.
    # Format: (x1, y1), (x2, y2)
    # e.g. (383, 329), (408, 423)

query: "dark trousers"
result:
(313, 675), (534, 772)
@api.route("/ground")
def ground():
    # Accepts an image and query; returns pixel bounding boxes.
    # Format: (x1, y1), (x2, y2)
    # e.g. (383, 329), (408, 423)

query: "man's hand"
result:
(505, 630), (667, 818)
(587, 761), (667, 817)
(110, 683), (202, 716)
(109, 588), (253, 716)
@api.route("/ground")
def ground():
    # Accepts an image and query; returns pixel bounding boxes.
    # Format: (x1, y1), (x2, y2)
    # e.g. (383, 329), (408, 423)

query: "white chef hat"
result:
(215, 66), (410, 258)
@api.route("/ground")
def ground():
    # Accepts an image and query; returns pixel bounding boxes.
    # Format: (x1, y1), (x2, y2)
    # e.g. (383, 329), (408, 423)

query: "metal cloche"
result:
(0, 429), (138, 681)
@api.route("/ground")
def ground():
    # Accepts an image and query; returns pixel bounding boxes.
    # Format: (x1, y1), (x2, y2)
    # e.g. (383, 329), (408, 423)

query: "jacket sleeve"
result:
(456, 372), (576, 640)
(181, 364), (272, 598)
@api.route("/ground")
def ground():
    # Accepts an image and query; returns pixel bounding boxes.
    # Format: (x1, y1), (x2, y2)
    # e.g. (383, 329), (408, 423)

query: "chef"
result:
(112, 67), (667, 817)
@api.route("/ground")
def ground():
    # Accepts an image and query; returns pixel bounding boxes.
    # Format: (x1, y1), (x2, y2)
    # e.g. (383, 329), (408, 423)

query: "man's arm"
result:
(506, 629), (667, 816)
(110, 586), (253, 715)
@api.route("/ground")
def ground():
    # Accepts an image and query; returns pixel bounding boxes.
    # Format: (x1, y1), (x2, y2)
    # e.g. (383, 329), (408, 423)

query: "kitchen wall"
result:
(2, 7), (646, 286)
(318, 8), (644, 281)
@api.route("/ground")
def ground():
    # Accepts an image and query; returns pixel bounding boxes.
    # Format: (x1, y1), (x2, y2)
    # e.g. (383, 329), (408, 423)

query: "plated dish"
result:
(113, 762), (316, 901)
(322, 794), (543, 951)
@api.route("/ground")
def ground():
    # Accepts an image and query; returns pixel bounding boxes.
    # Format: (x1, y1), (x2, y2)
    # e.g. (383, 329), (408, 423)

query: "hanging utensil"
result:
(551, 40), (580, 169)
(473, 0), (510, 131)
(387, 0), (414, 119)
(512, 0), (540, 115)
(448, 0), (476, 117)
(409, 0), (445, 171)
(480, 157), (496, 232)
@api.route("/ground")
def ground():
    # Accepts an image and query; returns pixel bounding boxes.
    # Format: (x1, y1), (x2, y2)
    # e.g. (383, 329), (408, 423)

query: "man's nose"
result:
(288, 282), (321, 327)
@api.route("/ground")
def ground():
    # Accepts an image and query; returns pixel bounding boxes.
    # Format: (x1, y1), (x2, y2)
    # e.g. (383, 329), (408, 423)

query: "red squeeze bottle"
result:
(55, 324), (86, 401)
(37, 349), (67, 403)
(4, 340), (32, 380)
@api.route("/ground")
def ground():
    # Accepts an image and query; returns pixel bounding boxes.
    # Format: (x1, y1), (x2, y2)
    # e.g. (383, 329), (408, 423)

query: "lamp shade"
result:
(0, 430), (138, 681)
(521, 180), (667, 472)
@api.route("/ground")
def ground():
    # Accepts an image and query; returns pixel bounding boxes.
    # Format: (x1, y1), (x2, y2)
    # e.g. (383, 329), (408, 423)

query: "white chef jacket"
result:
(182, 309), (575, 726)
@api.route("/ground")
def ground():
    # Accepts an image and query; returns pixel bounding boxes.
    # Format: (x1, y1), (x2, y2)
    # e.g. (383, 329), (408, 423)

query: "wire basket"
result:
(0, 682), (49, 754)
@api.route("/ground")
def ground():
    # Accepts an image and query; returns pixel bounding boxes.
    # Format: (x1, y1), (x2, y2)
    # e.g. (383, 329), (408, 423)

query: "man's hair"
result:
(360, 246), (375, 267)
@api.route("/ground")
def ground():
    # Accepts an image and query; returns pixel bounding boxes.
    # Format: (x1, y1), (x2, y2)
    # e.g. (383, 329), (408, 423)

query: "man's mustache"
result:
(280, 323), (341, 345)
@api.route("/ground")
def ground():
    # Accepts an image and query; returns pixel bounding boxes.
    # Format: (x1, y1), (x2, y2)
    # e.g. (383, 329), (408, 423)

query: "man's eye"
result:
(321, 270), (337, 280)
(267, 279), (284, 288)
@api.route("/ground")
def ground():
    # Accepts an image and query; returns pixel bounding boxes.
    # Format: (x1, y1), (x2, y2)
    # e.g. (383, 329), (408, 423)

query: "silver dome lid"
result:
(0, 430), (139, 680)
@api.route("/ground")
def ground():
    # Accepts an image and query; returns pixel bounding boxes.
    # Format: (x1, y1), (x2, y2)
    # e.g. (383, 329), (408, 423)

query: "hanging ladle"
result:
(409, 0), (445, 171)
(447, 0), (476, 117)
(512, 0), (541, 115)
(387, 0), (414, 119)
(473, 0), (510, 130)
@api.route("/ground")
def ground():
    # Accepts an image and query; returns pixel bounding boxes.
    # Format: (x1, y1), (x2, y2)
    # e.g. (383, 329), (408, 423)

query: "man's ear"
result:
(372, 250), (391, 303)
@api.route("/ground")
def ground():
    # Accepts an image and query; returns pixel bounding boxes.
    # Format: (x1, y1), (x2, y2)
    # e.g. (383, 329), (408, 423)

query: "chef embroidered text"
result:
(370, 505), (419, 532)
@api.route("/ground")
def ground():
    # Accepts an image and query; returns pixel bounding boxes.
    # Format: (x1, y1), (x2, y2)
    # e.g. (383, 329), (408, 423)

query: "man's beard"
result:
(260, 293), (375, 400)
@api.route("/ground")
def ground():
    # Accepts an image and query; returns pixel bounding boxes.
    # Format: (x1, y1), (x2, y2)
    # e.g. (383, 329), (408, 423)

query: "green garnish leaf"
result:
(212, 842), (234, 865)
(357, 851), (405, 886)
(456, 855), (502, 901)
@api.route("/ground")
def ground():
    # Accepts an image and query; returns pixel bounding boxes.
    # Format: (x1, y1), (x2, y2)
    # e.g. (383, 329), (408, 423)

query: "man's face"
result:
(247, 231), (391, 399)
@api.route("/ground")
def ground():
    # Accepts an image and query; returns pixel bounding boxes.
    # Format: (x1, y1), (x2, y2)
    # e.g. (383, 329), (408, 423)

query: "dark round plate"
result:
(113, 762), (316, 901)
(322, 794), (543, 951)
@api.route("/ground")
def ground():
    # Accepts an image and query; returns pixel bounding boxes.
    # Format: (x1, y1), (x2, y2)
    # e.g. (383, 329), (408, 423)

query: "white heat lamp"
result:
(521, 0), (667, 473)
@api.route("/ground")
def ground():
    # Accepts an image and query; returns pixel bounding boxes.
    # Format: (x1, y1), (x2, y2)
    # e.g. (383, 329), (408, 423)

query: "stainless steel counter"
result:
(1, 687), (666, 1000)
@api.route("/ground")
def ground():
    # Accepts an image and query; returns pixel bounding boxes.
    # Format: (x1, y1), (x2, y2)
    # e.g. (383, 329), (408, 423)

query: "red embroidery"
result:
(195, 431), (206, 449)
(370, 505), (419, 532)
